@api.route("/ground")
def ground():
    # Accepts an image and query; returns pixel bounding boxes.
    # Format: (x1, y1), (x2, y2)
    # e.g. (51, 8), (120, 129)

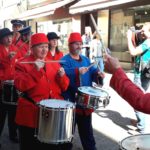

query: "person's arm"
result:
(105, 55), (150, 114)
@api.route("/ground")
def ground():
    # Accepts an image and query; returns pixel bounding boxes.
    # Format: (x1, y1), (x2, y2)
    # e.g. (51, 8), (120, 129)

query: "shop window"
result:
(37, 19), (72, 53)
(53, 19), (72, 53)
(110, 6), (150, 52)
(110, 9), (134, 52)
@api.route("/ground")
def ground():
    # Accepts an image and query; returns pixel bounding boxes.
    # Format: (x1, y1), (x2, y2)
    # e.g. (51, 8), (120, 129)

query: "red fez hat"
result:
(31, 33), (48, 47)
(68, 32), (82, 44)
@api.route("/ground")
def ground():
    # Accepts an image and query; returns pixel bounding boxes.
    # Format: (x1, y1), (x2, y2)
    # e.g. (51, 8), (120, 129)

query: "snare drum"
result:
(2, 80), (18, 105)
(77, 86), (109, 109)
(119, 134), (150, 150)
(38, 99), (75, 144)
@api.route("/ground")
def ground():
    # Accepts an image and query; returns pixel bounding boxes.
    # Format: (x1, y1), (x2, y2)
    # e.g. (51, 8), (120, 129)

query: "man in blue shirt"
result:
(61, 32), (104, 150)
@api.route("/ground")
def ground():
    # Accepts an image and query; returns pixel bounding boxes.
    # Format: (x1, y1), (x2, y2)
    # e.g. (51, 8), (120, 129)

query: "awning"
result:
(69, 0), (137, 14)
(17, 0), (74, 20)
(1, 5), (20, 21)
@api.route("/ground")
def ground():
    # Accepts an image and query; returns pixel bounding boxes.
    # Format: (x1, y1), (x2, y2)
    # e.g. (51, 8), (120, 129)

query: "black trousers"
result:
(0, 86), (18, 139)
(75, 114), (97, 150)
(0, 103), (18, 139)
(18, 126), (72, 150)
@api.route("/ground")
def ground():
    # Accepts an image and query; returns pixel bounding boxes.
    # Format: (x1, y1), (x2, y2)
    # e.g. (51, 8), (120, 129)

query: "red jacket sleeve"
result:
(110, 68), (150, 114)
(56, 74), (70, 92)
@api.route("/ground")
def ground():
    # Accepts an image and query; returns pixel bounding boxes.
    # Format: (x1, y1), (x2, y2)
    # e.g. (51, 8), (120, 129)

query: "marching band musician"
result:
(61, 32), (104, 150)
(11, 19), (25, 45)
(47, 32), (63, 60)
(0, 28), (21, 146)
(14, 33), (70, 150)
(16, 26), (32, 57)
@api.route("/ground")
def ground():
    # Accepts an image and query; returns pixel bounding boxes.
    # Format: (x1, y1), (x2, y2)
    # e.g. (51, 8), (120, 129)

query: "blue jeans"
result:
(93, 57), (104, 85)
(94, 57), (104, 73)
(134, 75), (147, 133)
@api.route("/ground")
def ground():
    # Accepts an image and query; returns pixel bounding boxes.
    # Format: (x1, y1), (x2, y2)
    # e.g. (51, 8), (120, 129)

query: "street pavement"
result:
(1, 72), (150, 150)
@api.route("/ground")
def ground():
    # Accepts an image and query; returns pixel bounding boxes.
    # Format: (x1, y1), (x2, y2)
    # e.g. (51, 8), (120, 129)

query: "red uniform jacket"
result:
(0, 44), (21, 80)
(110, 68), (150, 114)
(47, 50), (63, 60)
(14, 55), (69, 128)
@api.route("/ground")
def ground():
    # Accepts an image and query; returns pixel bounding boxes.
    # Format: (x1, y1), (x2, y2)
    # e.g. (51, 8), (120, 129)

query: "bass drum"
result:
(38, 99), (75, 144)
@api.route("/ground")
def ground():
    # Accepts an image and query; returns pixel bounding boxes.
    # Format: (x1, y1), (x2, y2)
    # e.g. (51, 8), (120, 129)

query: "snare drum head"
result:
(120, 134), (150, 150)
(3, 80), (14, 85)
(78, 86), (108, 97)
(39, 99), (75, 109)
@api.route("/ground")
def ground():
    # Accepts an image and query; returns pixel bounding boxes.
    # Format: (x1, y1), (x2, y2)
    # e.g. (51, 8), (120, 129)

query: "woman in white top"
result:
(90, 32), (105, 85)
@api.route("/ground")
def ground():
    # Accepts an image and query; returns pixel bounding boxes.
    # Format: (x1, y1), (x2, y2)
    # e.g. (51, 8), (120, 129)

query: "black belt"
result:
(20, 92), (36, 105)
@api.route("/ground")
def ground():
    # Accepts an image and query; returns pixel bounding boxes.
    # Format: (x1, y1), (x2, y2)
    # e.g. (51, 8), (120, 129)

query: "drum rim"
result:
(120, 133), (150, 149)
(38, 99), (75, 109)
(78, 90), (108, 98)
(78, 91), (108, 98)
(2, 80), (14, 84)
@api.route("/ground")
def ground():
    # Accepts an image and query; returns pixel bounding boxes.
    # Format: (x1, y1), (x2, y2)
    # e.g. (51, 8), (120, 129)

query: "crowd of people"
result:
(0, 19), (104, 150)
(0, 19), (150, 150)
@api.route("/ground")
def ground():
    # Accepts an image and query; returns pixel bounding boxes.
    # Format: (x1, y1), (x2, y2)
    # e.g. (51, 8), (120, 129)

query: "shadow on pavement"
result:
(95, 109), (134, 131)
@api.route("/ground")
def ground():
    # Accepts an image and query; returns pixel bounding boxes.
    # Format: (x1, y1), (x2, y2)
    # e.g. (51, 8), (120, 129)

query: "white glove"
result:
(79, 67), (88, 75)
(58, 67), (65, 77)
(34, 59), (45, 71)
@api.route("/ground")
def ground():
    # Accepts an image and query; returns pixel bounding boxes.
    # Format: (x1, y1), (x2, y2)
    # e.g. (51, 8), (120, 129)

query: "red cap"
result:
(68, 32), (82, 44)
(31, 33), (48, 47)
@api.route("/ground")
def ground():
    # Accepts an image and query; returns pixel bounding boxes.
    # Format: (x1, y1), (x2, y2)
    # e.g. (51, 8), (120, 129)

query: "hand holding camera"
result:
(127, 26), (146, 46)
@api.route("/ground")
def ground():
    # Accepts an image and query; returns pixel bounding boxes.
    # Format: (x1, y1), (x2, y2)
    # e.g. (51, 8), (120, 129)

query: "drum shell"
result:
(77, 90), (100, 109)
(38, 102), (75, 144)
(2, 80), (18, 105)
(77, 86), (110, 109)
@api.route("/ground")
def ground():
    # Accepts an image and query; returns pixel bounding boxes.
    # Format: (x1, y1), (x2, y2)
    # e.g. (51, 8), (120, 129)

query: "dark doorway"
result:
(81, 12), (98, 35)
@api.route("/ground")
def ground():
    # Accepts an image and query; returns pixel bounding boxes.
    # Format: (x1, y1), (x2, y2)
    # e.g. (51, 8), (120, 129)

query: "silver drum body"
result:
(38, 99), (75, 144)
(77, 86), (110, 109)
(119, 134), (150, 150)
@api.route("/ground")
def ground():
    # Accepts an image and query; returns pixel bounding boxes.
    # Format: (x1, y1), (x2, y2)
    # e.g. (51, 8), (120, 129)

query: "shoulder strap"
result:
(20, 92), (36, 105)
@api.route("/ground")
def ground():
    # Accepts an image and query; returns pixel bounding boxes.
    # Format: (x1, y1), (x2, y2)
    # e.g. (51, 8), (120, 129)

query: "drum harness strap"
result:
(20, 92), (36, 105)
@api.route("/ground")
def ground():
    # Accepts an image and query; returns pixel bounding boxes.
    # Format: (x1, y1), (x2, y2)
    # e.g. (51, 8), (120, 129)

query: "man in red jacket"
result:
(16, 26), (31, 57)
(11, 19), (25, 45)
(14, 33), (70, 150)
(105, 54), (150, 114)
(0, 28), (21, 146)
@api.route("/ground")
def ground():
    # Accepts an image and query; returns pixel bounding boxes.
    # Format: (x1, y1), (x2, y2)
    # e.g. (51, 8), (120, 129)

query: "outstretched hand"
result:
(104, 54), (121, 74)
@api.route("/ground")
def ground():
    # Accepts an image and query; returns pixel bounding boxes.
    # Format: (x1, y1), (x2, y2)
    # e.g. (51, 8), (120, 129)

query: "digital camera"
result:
(130, 26), (146, 46)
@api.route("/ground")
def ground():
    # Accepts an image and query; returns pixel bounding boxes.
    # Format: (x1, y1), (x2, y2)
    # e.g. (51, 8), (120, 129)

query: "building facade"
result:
(1, 0), (150, 69)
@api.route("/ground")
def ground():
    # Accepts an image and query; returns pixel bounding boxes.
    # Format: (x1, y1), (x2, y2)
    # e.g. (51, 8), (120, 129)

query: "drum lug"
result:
(42, 109), (49, 119)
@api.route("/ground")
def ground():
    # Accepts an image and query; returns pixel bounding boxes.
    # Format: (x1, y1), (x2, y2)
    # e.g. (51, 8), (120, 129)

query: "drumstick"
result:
(20, 60), (66, 64)
(87, 63), (95, 70)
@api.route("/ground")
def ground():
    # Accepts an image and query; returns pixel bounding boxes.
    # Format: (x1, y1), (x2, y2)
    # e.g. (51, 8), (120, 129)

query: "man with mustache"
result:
(61, 32), (104, 150)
